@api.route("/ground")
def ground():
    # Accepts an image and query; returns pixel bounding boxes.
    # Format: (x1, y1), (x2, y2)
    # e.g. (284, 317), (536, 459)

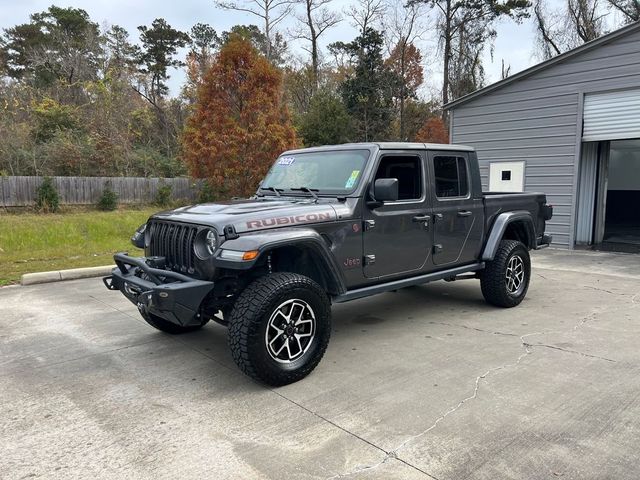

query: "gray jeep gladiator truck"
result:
(104, 143), (552, 386)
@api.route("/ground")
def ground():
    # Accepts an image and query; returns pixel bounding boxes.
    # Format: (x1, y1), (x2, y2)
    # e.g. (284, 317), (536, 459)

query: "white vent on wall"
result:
(489, 161), (525, 192)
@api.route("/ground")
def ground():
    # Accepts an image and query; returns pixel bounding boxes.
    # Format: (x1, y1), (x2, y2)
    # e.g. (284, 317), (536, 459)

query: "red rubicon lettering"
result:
(245, 211), (333, 230)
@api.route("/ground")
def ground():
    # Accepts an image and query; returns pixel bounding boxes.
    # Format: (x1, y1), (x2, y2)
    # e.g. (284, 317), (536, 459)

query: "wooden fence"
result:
(0, 176), (202, 207)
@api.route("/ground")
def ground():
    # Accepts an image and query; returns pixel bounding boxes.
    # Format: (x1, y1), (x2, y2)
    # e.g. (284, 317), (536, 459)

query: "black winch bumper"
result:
(103, 253), (214, 327)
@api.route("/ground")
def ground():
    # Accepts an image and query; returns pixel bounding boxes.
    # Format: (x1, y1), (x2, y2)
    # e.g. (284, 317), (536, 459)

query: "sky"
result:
(0, 0), (557, 98)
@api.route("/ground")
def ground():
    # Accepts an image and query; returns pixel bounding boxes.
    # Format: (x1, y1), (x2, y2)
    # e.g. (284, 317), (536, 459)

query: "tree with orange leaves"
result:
(182, 35), (298, 199)
(415, 116), (449, 144)
(385, 42), (424, 141)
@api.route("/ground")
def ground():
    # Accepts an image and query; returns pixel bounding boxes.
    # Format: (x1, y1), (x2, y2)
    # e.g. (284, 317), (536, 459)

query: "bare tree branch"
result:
(215, 0), (295, 59)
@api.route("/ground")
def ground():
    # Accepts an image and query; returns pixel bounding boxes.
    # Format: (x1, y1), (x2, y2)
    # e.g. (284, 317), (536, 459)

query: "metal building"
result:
(446, 22), (640, 251)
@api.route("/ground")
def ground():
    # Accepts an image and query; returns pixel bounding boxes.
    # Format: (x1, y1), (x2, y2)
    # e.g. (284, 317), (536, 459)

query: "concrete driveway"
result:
(2, 250), (640, 480)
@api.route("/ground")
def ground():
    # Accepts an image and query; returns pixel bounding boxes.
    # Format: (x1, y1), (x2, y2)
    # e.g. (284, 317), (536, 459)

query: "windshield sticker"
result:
(345, 170), (360, 189)
(278, 156), (295, 166)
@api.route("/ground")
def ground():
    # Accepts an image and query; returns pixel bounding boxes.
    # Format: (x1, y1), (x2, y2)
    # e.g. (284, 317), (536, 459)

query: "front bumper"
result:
(103, 253), (214, 327)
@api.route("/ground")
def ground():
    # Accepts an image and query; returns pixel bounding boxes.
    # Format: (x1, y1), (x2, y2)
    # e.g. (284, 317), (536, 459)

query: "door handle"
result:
(457, 210), (472, 217)
(413, 214), (431, 222)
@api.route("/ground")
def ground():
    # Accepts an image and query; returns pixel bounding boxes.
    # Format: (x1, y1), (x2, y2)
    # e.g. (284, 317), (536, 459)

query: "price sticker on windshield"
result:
(278, 156), (296, 166)
(345, 170), (360, 189)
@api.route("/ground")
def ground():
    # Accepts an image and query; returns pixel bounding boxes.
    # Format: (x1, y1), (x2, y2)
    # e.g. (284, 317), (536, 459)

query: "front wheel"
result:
(227, 273), (331, 386)
(480, 240), (531, 308)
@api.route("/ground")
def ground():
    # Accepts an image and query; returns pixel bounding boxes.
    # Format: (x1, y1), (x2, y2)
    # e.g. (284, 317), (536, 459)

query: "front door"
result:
(429, 152), (483, 266)
(363, 152), (433, 279)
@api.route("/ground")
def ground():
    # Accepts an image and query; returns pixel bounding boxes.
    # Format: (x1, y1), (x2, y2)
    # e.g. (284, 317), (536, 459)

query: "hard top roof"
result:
(283, 142), (474, 155)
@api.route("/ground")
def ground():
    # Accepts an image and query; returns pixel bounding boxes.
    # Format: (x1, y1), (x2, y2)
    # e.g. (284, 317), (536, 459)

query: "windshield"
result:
(261, 149), (370, 195)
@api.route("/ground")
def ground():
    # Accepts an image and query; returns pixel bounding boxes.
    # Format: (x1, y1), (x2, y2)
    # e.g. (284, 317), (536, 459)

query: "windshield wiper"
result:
(259, 186), (283, 197)
(291, 186), (319, 202)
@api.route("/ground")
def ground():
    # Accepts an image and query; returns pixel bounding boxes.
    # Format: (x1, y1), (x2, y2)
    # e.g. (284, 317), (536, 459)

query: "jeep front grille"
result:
(148, 220), (198, 273)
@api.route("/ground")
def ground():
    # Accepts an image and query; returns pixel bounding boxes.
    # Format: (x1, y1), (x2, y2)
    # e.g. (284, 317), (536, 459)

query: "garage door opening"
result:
(576, 139), (640, 253)
(602, 140), (640, 251)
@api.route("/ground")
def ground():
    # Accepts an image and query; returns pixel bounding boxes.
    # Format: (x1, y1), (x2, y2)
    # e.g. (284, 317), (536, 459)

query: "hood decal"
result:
(153, 199), (339, 233)
(242, 210), (334, 231)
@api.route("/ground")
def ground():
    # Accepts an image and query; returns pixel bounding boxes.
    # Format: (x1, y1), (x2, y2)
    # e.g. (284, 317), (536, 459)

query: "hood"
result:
(151, 197), (339, 234)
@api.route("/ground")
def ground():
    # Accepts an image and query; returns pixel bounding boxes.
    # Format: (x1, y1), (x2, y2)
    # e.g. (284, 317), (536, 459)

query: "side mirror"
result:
(373, 178), (399, 203)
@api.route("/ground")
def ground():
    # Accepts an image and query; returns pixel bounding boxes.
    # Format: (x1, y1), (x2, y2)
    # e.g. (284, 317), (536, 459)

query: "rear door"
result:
(428, 151), (483, 266)
(362, 151), (433, 278)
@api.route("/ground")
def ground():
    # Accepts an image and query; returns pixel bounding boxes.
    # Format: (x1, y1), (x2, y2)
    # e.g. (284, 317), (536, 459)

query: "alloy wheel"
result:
(505, 254), (525, 295)
(265, 299), (316, 363)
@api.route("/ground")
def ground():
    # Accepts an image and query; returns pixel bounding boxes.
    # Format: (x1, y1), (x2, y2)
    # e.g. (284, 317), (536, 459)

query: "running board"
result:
(332, 263), (485, 303)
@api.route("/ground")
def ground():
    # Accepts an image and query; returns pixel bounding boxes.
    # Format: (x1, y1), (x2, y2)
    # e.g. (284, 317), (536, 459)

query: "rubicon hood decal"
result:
(243, 211), (334, 231)
(152, 199), (339, 233)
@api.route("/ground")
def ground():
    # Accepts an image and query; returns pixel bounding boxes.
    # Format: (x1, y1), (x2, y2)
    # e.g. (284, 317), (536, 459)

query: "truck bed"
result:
(483, 191), (549, 244)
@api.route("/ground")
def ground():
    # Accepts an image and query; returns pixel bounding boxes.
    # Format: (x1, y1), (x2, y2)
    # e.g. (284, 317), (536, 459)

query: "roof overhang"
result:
(444, 21), (640, 111)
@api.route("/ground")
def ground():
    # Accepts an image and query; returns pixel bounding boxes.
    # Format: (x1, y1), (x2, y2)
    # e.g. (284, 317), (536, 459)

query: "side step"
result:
(332, 262), (485, 303)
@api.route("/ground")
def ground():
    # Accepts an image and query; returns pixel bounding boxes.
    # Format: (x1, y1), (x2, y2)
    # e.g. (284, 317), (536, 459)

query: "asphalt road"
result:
(2, 250), (640, 480)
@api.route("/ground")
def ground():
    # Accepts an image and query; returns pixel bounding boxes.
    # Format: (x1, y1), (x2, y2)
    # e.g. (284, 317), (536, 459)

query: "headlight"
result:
(194, 228), (219, 259)
(131, 223), (147, 249)
(205, 230), (217, 255)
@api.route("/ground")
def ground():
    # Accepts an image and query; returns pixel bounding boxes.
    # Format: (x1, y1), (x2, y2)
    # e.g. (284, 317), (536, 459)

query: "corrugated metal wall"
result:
(450, 28), (640, 248)
(575, 142), (599, 244)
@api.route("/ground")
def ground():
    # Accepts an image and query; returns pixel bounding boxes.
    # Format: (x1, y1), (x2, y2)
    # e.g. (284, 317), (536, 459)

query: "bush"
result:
(36, 177), (60, 212)
(155, 183), (172, 207)
(97, 183), (118, 211)
(197, 180), (217, 203)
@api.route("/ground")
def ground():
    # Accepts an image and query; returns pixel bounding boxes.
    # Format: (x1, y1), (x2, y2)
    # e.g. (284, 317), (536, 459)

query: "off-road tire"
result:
(480, 240), (531, 308)
(228, 273), (331, 386)
(141, 311), (208, 334)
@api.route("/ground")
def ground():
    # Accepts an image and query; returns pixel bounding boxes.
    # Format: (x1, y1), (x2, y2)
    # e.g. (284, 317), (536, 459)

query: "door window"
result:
(434, 156), (468, 198)
(374, 155), (422, 201)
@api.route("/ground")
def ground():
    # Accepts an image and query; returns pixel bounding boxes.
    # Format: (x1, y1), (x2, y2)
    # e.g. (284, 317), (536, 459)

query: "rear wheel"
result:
(228, 272), (331, 386)
(141, 311), (208, 334)
(480, 240), (531, 308)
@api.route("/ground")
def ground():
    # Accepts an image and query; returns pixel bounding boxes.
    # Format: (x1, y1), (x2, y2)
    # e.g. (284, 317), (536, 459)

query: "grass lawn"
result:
(0, 207), (159, 286)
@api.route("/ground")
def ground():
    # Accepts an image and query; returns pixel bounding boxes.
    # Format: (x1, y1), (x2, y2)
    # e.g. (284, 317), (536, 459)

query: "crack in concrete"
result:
(582, 285), (632, 297)
(0, 338), (162, 377)
(326, 332), (541, 479)
(428, 321), (520, 338)
(523, 342), (616, 363)
(274, 391), (440, 480)
(573, 312), (596, 331)
(325, 306), (616, 479)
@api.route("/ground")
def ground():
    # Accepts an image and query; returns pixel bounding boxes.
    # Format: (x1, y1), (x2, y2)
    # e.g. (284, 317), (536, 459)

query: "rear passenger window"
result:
(434, 156), (468, 198)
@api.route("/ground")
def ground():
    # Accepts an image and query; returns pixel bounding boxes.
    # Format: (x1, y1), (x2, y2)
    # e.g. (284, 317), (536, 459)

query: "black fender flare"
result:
(214, 228), (347, 295)
(482, 211), (536, 261)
